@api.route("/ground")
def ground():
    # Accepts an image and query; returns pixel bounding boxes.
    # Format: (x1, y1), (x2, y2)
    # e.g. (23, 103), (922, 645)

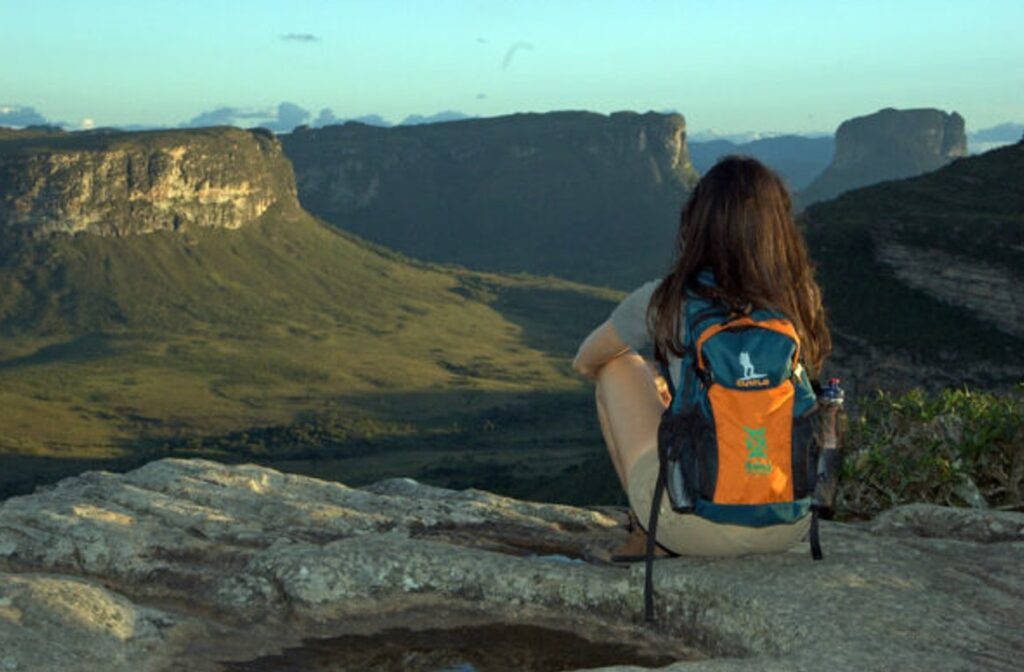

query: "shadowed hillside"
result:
(805, 139), (1024, 394)
(282, 110), (699, 289)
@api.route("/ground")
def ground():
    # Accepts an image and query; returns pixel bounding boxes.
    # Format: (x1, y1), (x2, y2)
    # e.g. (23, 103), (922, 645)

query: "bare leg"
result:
(595, 394), (627, 490)
(594, 353), (668, 494)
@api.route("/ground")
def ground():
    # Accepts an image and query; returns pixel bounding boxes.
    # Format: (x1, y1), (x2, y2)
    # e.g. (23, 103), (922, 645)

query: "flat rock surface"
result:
(0, 457), (1021, 671)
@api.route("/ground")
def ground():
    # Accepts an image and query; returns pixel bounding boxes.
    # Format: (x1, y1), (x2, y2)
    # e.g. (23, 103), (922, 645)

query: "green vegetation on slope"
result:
(804, 141), (1024, 364)
(0, 200), (621, 499)
(839, 385), (1024, 518)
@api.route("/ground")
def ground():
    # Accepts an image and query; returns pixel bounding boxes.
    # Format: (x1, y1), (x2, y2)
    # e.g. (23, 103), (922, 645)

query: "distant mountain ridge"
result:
(689, 135), (834, 191)
(282, 110), (699, 289)
(968, 122), (1024, 154)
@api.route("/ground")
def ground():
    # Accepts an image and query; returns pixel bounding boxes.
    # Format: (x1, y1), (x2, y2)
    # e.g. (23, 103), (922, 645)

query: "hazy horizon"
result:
(2, 0), (1021, 136)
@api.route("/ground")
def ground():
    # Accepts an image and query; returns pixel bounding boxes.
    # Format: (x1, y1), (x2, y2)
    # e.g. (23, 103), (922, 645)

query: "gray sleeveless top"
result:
(608, 278), (685, 391)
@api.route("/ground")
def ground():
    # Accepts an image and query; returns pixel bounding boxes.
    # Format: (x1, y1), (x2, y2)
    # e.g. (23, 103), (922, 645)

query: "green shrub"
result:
(839, 384), (1024, 519)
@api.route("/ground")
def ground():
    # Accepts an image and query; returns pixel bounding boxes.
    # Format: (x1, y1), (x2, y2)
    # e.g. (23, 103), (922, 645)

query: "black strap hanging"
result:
(809, 509), (823, 561)
(644, 459), (668, 623)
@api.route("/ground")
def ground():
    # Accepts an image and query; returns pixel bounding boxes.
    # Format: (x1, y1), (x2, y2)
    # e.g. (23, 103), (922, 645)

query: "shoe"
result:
(626, 508), (641, 533)
(609, 526), (675, 563)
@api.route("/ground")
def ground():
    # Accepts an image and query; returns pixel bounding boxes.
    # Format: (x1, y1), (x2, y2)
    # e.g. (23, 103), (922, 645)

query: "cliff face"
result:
(287, 111), (696, 214)
(804, 141), (1024, 389)
(875, 242), (1023, 339)
(801, 108), (967, 206)
(0, 127), (298, 238)
(282, 111), (699, 288)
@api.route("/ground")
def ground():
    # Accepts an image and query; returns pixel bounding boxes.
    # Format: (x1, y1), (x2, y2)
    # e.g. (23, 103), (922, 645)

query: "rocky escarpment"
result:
(0, 127), (298, 238)
(800, 108), (967, 206)
(282, 111), (699, 288)
(875, 242), (1023, 338)
(804, 139), (1024, 390)
(1, 458), (1022, 671)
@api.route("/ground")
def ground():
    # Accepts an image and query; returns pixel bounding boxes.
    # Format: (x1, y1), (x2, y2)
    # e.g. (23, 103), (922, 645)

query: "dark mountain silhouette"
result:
(281, 110), (699, 289)
(399, 111), (473, 125)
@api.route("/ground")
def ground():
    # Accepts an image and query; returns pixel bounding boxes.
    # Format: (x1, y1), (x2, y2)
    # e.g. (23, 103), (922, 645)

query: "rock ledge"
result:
(1, 458), (1021, 671)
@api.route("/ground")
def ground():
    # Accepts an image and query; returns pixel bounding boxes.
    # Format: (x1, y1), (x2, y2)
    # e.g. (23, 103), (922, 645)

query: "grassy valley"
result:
(3, 126), (1022, 515)
(0, 126), (624, 501)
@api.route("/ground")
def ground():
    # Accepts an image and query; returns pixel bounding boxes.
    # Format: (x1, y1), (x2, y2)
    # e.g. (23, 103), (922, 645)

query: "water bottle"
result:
(813, 378), (844, 518)
(821, 378), (845, 406)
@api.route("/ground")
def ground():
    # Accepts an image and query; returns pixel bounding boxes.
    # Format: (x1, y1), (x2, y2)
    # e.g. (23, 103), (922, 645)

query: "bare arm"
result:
(572, 320), (632, 380)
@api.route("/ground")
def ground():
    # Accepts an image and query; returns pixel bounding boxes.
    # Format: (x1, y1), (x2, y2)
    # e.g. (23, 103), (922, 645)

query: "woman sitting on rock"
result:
(573, 155), (835, 559)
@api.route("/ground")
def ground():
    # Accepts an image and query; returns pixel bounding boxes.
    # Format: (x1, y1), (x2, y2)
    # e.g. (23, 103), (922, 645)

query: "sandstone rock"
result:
(0, 571), (198, 672)
(0, 458), (1021, 671)
(870, 502), (1024, 543)
(0, 127), (298, 238)
(801, 108), (967, 205)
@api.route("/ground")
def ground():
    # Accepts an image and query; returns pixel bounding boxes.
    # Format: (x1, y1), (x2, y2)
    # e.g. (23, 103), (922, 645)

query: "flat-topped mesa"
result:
(284, 109), (697, 216)
(801, 107), (967, 205)
(282, 110), (697, 288)
(0, 126), (299, 238)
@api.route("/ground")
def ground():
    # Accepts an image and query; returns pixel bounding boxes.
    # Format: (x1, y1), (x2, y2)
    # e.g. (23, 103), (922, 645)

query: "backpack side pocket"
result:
(791, 406), (820, 500)
(657, 410), (704, 513)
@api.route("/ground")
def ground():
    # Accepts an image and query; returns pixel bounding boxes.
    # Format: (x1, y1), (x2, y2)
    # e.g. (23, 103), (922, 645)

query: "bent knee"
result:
(595, 352), (648, 389)
(596, 353), (660, 406)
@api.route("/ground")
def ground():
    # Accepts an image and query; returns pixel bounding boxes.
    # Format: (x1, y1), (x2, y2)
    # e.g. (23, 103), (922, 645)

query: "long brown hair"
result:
(647, 155), (831, 377)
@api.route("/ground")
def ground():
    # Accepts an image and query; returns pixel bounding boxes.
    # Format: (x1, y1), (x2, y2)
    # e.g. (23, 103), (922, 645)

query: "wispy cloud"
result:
(501, 41), (534, 70)
(181, 102), (310, 132)
(281, 33), (320, 43)
(183, 107), (263, 128)
(0, 104), (50, 127)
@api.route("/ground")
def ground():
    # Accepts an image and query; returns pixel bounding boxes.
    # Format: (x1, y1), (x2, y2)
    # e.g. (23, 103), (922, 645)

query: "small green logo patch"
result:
(744, 426), (772, 475)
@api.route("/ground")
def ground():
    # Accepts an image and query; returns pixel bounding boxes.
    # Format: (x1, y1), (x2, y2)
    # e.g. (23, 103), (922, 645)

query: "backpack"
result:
(643, 279), (829, 622)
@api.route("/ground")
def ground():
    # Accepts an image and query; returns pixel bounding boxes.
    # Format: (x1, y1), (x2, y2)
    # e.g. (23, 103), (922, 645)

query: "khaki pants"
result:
(627, 448), (811, 556)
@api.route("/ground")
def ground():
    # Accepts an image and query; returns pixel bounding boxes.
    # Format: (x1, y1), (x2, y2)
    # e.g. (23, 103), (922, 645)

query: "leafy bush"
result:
(839, 384), (1024, 519)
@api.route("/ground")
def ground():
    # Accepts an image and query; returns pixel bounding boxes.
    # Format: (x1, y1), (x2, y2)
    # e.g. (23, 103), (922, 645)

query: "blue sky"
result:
(1, 0), (1021, 134)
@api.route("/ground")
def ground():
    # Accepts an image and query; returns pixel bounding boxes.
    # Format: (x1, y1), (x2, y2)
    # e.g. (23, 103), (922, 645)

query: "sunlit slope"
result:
(0, 201), (618, 459)
(804, 140), (1024, 386)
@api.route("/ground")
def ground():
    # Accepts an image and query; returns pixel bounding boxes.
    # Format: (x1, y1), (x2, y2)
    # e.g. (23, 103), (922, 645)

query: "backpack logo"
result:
(743, 426), (772, 475)
(737, 352), (770, 388)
